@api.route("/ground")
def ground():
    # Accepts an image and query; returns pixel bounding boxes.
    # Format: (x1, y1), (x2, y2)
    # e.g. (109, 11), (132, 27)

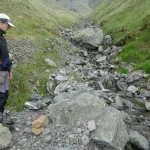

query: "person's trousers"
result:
(0, 71), (9, 113)
(0, 91), (9, 113)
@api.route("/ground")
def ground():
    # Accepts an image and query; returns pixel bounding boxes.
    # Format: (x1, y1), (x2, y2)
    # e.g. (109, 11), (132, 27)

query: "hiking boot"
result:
(2, 117), (15, 125)
(1, 122), (15, 131)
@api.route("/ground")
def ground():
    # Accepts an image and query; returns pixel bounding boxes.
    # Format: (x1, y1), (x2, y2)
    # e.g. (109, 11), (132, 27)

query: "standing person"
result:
(0, 14), (14, 123)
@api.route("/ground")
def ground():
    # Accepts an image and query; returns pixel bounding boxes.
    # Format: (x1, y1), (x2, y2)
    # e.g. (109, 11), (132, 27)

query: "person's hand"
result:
(9, 72), (12, 79)
(0, 76), (2, 84)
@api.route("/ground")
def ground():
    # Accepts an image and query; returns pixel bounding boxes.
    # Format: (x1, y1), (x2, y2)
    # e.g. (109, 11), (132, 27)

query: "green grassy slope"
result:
(0, 0), (93, 111)
(0, 0), (90, 39)
(90, 0), (150, 73)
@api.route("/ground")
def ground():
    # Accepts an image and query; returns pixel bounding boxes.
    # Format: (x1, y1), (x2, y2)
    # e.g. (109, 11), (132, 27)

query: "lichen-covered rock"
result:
(32, 115), (48, 135)
(0, 124), (12, 149)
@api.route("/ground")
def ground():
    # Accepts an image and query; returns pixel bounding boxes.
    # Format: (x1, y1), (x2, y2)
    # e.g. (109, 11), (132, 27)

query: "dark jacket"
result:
(0, 30), (10, 71)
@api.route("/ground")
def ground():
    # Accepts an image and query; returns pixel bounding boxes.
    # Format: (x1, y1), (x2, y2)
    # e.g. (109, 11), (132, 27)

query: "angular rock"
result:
(126, 71), (145, 83)
(45, 59), (57, 67)
(47, 93), (106, 124)
(91, 107), (129, 150)
(145, 102), (150, 111)
(87, 120), (96, 131)
(24, 102), (38, 110)
(96, 56), (107, 63)
(54, 81), (72, 95)
(128, 85), (138, 93)
(104, 35), (113, 45)
(55, 75), (68, 84)
(101, 75), (116, 90)
(129, 130), (149, 150)
(32, 115), (48, 135)
(98, 45), (103, 52)
(0, 124), (12, 149)
(47, 93), (129, 150)
(30, 94), (42, 101)
(140, 89), (150, 98)
(72, 27), (104, 49)
(47, 78), (57, 96)
(114, 95), (124, 110)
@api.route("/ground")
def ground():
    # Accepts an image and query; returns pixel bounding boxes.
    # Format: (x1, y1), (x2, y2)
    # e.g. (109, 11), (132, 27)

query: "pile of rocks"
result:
(8, 38), (37, 67)
(1, 26), (150, 150)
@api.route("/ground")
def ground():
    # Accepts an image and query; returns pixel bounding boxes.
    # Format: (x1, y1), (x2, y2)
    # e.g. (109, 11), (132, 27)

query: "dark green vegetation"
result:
(90, 0), (150, 74)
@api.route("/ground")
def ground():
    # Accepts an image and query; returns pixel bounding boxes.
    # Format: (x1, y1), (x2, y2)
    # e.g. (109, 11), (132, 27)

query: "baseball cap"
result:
(0, 13), (14, 27)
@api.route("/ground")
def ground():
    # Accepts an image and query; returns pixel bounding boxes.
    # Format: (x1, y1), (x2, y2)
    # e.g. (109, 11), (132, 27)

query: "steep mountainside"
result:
(43, 0), (93, 12)
(0, 0), (93, 39)
(90, 0), (150, 74)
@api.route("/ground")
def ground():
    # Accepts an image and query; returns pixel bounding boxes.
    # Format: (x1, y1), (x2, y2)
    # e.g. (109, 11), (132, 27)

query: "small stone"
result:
(145, 102), (150, 111)
(87, 120), (96, 131)
(45, 59), (57, 67)
(26, 121), (32, 126)
(23, 128), (31, 134)
(45, 69), (50, 73)
(128, 85), (138, 93)
(84, 130), (90, 135)
(69, 134), (74, 140)
(43, 129), (50, 135)
(15, 128), (20, 131)
(77, 128), (82, 134)
(18, 138), (27, 145)
(45, 135), (52, 142)
(82, 135), (90, 145)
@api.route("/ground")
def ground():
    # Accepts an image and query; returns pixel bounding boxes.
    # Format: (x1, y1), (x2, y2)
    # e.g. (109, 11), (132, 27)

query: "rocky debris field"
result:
(1, 26), (150, 150)
(8, 38), (37, 66)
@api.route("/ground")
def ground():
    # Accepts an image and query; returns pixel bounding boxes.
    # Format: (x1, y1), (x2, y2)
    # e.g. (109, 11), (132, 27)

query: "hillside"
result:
(89, 0), (150, 74)
(0, 0), (94, 110)
(0, 0), (93, 39)
(43, 0), (93, 13)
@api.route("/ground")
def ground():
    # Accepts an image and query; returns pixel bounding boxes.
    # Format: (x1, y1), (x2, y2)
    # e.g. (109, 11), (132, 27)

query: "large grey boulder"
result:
(91, 107), (129, 150)
(47, 93), (129, 150)
(47, 93), (106, 124)
(0, 124), (12, 149)
(72, 27), (104, 49)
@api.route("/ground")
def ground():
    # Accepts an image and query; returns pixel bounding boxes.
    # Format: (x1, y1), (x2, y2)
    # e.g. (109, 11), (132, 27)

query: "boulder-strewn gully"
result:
(1, 27), (150, 150)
